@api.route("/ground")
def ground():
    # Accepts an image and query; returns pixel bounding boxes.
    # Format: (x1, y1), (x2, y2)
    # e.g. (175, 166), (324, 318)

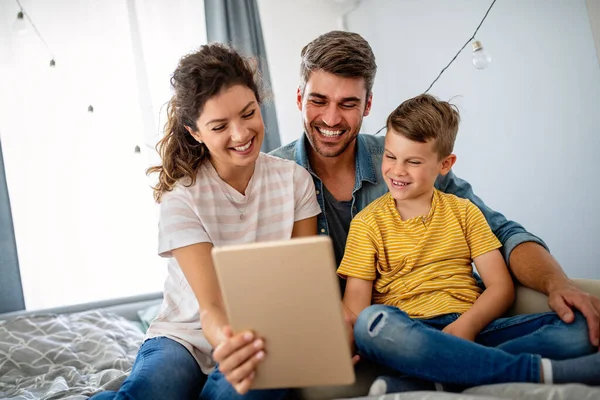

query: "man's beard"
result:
(303, 119), (361, 158)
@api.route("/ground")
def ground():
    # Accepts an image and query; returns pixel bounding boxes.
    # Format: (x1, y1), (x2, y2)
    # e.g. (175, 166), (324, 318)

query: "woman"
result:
(91, 43), (320, 400)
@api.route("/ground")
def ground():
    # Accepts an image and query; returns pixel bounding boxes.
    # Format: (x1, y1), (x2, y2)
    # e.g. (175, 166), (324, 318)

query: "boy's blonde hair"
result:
(386, 94), (460, 159)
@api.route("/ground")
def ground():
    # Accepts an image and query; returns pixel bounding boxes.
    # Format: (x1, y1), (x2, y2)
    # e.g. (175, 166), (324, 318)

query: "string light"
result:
(14, 10), (27, 34)
(14, 1), (95, 113)
(472, 40), (492, 69)
(423, 0), (497, 93)
(373, 0), (497, 135)
(14, 0), (55, 68)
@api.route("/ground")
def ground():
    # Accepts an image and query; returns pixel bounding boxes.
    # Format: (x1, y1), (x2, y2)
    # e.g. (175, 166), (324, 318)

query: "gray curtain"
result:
(0, 138), (25, 314)
(204, 0), (281, 152)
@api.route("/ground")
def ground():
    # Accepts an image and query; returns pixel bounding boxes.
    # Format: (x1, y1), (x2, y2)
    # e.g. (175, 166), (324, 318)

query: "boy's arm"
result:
(444, 249), (515, 341)
(444, 201), (514, 341)
(342, 277), (373, 353)
(439, 172), (600, 348)
(337, 217), (378, 350)
(343, 277), (374, 324)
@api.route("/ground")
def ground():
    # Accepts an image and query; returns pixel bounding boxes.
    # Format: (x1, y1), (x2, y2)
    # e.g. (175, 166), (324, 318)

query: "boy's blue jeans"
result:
(354, 305), (595, 387)
(90, 336), (287, 400)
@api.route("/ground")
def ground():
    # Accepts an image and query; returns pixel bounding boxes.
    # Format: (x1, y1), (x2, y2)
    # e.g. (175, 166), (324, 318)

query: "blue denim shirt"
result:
(269, 134), (547, 264)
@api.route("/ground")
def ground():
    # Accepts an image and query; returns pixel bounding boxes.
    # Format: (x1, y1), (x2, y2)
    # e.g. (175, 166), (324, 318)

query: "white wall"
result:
(344, 0), (600, 278)
(258, 0), (600, 278)
(257, 0), (347, 145)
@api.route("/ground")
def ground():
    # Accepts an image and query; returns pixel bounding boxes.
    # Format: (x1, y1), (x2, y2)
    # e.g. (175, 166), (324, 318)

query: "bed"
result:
(0, 294), (162, 400)
(2, 282), (600, 400)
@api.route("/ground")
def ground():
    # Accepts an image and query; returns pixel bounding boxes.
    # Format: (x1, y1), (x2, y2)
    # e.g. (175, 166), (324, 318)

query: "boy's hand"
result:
(343, 312), (360, 365)
(442, 320), (478, 342)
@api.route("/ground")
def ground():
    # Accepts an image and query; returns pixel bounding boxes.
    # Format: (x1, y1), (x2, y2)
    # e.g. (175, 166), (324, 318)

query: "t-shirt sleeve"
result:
(293, 164), (322, 222)
(337, 218), (377, 281)
(158, 188), (211, 258)
(464, 200), (502, 259)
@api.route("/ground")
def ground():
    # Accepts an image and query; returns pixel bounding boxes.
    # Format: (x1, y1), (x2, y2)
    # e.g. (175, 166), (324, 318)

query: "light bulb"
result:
(13, 11), (27, 35)
(472, 40), (491, 70)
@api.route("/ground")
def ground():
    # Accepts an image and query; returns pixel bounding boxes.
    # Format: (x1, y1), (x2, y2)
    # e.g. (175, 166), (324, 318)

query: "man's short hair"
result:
(386, 94), (460, 159)
(300, 31), (377, 98)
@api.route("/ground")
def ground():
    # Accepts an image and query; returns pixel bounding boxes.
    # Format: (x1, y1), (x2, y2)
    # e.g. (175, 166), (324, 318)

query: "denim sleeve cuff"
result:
(502, 232), (549, 266)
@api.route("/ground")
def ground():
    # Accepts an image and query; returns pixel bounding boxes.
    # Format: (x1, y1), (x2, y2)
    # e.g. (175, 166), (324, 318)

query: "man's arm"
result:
(435, 170), (547, 263)
(510, 242), (600, 347)
(437, 171), (600, 348)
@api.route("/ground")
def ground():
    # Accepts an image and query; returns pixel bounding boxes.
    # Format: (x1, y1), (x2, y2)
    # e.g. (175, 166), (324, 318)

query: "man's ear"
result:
(296, 87), (303, 112)
(439, 154), (457, 175)
(364, 93), (373, 117)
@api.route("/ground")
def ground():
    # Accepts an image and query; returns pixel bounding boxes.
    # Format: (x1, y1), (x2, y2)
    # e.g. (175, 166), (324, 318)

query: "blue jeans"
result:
(354, 305), (594, 387)
(200, 367), (288, 400)
(90, 336), (288, 400)
(89, 337), (206, 400)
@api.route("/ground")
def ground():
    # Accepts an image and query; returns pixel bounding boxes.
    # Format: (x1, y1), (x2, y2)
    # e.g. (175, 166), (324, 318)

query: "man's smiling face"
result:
(297, 70), (372, 158)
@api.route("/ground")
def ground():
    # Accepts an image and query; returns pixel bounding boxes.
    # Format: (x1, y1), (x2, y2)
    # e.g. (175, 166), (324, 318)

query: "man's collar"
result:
(294, 134), (312, 172)
(355, 134), (378, 184)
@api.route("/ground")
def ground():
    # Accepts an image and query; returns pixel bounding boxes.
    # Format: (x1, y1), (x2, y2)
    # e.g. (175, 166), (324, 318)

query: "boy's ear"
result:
(439, 154), (457, 176)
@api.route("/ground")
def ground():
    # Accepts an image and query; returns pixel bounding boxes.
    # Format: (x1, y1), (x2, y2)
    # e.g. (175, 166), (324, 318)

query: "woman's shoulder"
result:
(257, 153), (313, 189)
(161, 166), (208, 202)
(258, 153), (308, 176)
(259, 152), (298, 169)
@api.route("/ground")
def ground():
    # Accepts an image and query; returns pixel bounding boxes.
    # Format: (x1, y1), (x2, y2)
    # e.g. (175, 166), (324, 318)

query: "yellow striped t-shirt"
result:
(337, 189), (501, 318)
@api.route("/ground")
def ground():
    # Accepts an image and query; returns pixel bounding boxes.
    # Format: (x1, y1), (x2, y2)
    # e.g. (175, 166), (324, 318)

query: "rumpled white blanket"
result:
(0, 311), (143, 399)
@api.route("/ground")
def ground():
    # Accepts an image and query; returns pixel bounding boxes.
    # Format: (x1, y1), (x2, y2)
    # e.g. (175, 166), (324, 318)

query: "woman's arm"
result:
(172, 243), (228, 347)
(291, 216), (317, 237)
(444, 249), (515, 340)
(172, 243), (264, 395)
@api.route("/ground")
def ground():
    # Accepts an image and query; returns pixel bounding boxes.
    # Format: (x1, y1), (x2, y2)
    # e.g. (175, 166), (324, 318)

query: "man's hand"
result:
(547, 282), (600, 348)
(442, 320), (478, 342)
(509, 242), (600, 350)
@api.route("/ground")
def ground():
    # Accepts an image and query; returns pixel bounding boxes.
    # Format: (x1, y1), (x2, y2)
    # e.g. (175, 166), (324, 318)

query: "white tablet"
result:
(211, 236), (355, 389)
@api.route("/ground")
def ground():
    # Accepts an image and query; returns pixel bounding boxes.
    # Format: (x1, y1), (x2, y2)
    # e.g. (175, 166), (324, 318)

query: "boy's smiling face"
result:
(382, 131), (455, 204)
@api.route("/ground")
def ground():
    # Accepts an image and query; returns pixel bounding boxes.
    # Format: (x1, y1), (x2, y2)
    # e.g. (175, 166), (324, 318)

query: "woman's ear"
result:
(439, 154), (457, 176)
(185, 125), (203, 144)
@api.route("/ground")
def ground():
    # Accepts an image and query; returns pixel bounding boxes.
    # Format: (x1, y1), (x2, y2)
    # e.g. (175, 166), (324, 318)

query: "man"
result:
(269, 30), (600, 351)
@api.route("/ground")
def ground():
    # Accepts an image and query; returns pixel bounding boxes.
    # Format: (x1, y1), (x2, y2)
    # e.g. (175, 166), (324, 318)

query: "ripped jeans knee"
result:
(355, 304), (395, 338)
(354, 305), (421, 356)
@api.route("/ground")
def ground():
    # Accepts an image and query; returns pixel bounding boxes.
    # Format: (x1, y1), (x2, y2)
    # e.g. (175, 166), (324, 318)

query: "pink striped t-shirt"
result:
(146, 153), (321, 373)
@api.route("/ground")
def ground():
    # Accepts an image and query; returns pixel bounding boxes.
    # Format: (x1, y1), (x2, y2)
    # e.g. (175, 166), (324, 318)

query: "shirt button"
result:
(316, 190), (320, 195)
(320, 228), (326, 233)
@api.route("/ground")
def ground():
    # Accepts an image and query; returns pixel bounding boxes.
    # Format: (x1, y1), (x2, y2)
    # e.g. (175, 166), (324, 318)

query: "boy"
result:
(338, 94), (599, 391)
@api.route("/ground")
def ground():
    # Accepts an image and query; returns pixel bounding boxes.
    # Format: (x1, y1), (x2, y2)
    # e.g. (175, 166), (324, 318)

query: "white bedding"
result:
(0, 311), (143, 399)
